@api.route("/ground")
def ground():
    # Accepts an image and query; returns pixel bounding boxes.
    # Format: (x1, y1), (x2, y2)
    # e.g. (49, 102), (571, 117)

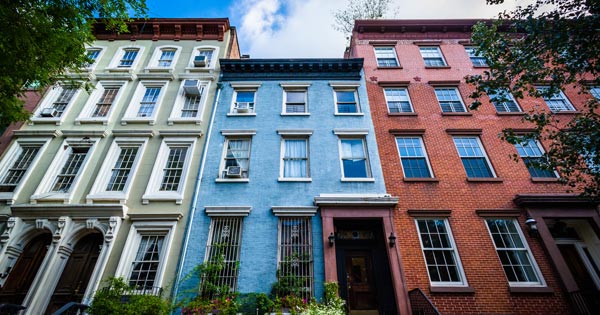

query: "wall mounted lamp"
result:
(525, 215), (539, 237)
(388, 232), (397, 247)
(328, 232), (335, 247)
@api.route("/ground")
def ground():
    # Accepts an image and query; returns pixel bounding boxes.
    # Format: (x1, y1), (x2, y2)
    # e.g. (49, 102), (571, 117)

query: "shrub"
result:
(88, 277), (171, 315)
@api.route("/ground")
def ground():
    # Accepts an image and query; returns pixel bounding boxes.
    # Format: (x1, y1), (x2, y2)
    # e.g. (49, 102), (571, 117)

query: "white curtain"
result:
(341, 139), (364, 159)
(284, 139), (306, 177)
(228, 140), (250, 170)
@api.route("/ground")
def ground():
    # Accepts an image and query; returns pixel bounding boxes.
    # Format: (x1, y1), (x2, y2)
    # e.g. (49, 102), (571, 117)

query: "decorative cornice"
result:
(353, 19), (500, 34)
(389, 129), (425, 135)
(158, 130), (203, 137)
(93, 18), (230, 41)
(445, 128), (482, 135)
(220, 59), (364, 81)
(112, 130), (155, 137)
(205, 206), (252, 217)
(378, 81), (410, 87)
(13, 130), (61, 138)
(62, 130), (109, 138)
(10, 204), (126, 219)
(128, 212), (183, 221)
(514, 194), (598, 207)
(272, 206), (318, 216)
(314, 194), (398, 207)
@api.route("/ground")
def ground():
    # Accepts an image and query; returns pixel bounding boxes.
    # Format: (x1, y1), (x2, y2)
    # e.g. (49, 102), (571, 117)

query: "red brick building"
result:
(347, 20), (600, 315)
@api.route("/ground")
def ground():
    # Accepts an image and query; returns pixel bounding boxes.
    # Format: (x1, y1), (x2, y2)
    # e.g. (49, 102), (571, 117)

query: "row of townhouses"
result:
(0, 18), (598, 315)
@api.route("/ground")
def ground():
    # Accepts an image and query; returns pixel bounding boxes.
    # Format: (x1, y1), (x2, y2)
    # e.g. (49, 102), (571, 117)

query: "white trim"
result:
(31, 84), (82, 125)
(281, 87), (309, 115)
(121, 80), (169, 125)
(420, 46), (448, 67)
(230, 82), (262, 88)
(86, 137), (149, 203)
(84, 46), (107, 71)
(374, 46), (400, 67)
(145, 45), (182, 72)
(395, 136), (435, 178)
(280, 82), (312, 88)
(186, 45), (220, 71)
(333, 129), (369, 135)
(221, 130), (257, 136)
(452, 136), (497, 178)
(277, 129), (313, 135)
(333, 87), (362, 115)
(168, 80), (210, 125)
(142, 137), (196, 204)
(230, 88), (258, 115)
(384, 87), (415, 113)
(106, 45), (145, 72)
(272, 206), (318, 216)
(205, 206), (252, 216)
(329, 82), (361, 87)
(337, 136), (373, 180)
(76, 81), (128, 125)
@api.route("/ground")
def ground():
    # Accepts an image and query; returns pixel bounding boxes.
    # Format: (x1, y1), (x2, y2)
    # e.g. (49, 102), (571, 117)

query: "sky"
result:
(145, 0), (530, 58)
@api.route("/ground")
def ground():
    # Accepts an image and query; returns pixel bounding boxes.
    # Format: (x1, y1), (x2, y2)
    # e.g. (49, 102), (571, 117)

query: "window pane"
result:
(514, 140), (557, 178)
(416, 219), (463, 284)
(223, 138), (251, 178)
(137, 87), (161, 117)
(283, 139), (308, 178)
(51, 147), (89, 192)
(454, 137), (494, 178)
(160, 147), (187, 191)
(336, 91), (358, 113)
(0, 146), (40, 192)
(435, 88), (465, 112)
(488, 90), (520, 112)
(129, 235), (164, 290)
(396, 137), (432, 178)
(106, 147), (139, 191)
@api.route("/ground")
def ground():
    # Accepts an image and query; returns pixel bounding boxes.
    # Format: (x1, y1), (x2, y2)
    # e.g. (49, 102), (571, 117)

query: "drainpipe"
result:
(171, 81), (222, 301)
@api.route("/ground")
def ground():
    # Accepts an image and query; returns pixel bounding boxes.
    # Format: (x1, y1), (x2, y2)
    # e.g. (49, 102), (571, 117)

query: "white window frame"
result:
(374, 46), (399, 67)
(142, 137), (196, 204)
(331, 82), (362, 115)
(453, 136), (497, 178)
(122, 80), (169, 125)
(434, 87), (467, 113)
(146, 45), (182, 71)
(115, 221), (177, 293)
(535, 86), (576, 112)
(279, 134), (311, 181)
(168, 80), (210, 125)
(187, 46), (219, 71)
(76, 81), (128, 124)
(334, 130), (373, 182)
(31, 137), (99, 203)
(484, 218), (546, 287)
(590, 87), (600, 100)
(84, 46), (106, 71)
(488, 90), (522, 113)
(107, 45), (145, 71)
(415, 218), (468, 287)
(514, 139), (559, 178)
(87, 137), (149, 203)
(229, 88), (258, 116)
(217, 131), (255, 183)
(281, 83), (310, 115)
(31, 84), (82, 125)
(395, 136), (434, 178)
(465, 46), (487, 67)
(0, 138), (50, 204)
(384, 88), (414, 113)
(420, 46), (448, 67)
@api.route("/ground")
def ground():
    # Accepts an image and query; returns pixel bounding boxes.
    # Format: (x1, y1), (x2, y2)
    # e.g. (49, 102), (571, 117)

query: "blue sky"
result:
(144, 0), (528, 58)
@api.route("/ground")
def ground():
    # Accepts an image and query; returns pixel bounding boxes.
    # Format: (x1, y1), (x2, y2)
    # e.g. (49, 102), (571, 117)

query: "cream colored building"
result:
(0, 18), (239, 315)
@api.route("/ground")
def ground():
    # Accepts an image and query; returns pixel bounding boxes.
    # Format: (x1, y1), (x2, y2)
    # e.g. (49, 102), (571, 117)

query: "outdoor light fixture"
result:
(388, 232), (397, 247)
(525, 215), (539, 237)
(328, 232), (335, 247)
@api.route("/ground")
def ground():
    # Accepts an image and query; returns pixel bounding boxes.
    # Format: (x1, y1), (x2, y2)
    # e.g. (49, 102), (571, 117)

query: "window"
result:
(396, 137), (433, 178)
(51, 147), (89, 192)
(107, 46), (144, 71)
(87, 138), (147, 202)
(435, 88), (466, 113)
(203, 217), (243, 298)
(119, 49), (139, 68)
(0, 140), (46, 198)
(416, 219), (467, 286)
(590, 87), (600, 99)
(158, 50), (176, 67)
(142, 138), (196, 204)
(514, 139), (557, 178)
(485, 219), (544, 285)
(188, 46), (218, 69)
(488, 89), (521, 113)
(33, 85), (79, 122)
(453, 137), (495, 178)
(146, 46), (181, 70)
(339, 138), (371, 179)
(85, 47), (104, 69)
(129, 235), (164, 290)
(77, 81), (127, 123)
(374, 47), (399, 67)
(284, 89), (308, 114)
(123, 81), (168, 124)
(420, 47), (447, 67)
(220, 137), (252, 179)
(277, 217), (313, 299)
(536, 86), (575, 112)
(384, 88), (413, 113)
(334, 90), (360, 114)
(196, 50), (214, 67)
(465, 47), (487, 67)
(232, 90), (256, 114)
(168, 80), (209, 124)
(281, 138), (309, 179)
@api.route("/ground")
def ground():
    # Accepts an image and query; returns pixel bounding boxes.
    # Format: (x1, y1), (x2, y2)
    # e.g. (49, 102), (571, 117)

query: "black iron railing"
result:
(408, 288), (441, 315)
(568, 290), (600, 315)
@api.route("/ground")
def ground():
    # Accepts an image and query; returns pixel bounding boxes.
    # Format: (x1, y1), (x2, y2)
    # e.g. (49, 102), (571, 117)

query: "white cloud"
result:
(230, 0), (532, 58)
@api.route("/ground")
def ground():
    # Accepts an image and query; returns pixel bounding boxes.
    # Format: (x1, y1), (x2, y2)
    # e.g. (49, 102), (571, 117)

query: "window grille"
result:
(277, 217), (313, 300)
(203, 217), (243, 298)
(129, 235), (165, 290)
(159, 147), (188, 191)
(92, 87), (119, 117)
(106, 147), (139, 191)
(51, 147), (89, 192)
(0, 146), (40, 192)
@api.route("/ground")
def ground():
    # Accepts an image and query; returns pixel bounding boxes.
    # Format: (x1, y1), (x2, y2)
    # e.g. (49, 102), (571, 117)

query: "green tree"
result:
(333, 0), (395, 38)
(467, 0), (600, 199)
(0, 0), (147, 126)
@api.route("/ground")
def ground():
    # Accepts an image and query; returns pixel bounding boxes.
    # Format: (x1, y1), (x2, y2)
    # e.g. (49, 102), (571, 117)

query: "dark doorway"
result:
(335, 220), (397, 315)
(0, 233), (52, 305)
(45, 233), (103, 314)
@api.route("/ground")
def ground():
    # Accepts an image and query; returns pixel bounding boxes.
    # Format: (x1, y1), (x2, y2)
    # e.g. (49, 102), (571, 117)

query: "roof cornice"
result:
(353, 19), (493, 34)
(93, 18), (230, 41)
(219, 58), (364, 81)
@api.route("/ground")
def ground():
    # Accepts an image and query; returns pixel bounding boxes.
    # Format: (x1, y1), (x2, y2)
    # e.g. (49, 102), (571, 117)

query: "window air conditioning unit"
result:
(183, 80), (202, 96)
(40, 108), (58, 117)
(235, 102), (251, 113)
(226, 166), (243, 178)
(193, 55), (207, 67)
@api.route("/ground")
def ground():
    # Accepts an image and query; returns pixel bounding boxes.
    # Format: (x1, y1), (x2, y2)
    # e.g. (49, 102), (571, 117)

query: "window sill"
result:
(430, 286), (475, 294)
(403, 177), (439, 182)
(341, 178), (375, 182)
(0, 192), (16, 205)
(121, 118), (156, 125)
(185, 66), (214, 73)
(425, 66), (451, 69)
(168, 118), (202, 125)
(106, 67), (133, 73)
(466, 177), (503, 183)
(215, 178), (250, 183)
(281, 113), (310, 116)
(388, 112), (417, 116)
(496, 112), (525, 116)
(377, 66), (403, 70)
(334, 113), (364, 116)
(441, 112), (472, 116)
(30, 192), (72, 204)
(551, 110), (579, 115)
(227, 113), (257, 117)
(86, 192), (127, 204)
(472, 65), (489, 69)
(75, 118), (108, 125)
(29, 118), (62, 126)
(141, 193), (183, 205)
(144, 67), (174, 73)
(509, 286), (554, 294)
(278, 178), (312, 182)
(531, 177), (559, 182)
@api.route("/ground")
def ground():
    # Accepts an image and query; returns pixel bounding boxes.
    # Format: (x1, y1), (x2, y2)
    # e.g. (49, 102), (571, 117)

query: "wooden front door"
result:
(45, 233), (103, 314)
(345, 250), (378, 314)
(0, 233), (52, 305)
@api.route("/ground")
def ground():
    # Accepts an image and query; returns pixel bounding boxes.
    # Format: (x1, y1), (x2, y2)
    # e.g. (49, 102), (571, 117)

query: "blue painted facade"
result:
(176, 58), (388, 300)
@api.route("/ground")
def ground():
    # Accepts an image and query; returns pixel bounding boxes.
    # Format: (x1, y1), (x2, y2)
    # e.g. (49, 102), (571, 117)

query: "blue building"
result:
(175, 58), (404, 314)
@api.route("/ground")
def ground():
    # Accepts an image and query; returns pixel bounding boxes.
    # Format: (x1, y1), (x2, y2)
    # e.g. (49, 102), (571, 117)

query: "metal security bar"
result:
(277, 217), (313, 300)
(202, 217), (243, 299)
